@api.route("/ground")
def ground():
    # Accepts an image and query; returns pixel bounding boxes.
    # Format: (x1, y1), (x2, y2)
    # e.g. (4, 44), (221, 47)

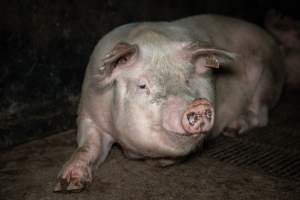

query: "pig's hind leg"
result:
(54, 117), (114, 192)
(223, 62), (282, 137)
(223, 102), (269, 137)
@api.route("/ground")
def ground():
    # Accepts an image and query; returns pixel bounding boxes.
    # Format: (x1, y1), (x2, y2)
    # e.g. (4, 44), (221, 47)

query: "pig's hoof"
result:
(54, 178), (86, 193)
(223, 127), (240, 137)
(223, 118), (250, 137)
(53, 165), (92, 193)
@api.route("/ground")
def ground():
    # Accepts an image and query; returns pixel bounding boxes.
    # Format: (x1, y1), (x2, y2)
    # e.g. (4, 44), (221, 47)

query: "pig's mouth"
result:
(162, 98), (215, 136)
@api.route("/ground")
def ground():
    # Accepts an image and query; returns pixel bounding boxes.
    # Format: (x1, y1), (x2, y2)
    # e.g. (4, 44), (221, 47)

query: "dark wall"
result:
(0, 0), (299, 148)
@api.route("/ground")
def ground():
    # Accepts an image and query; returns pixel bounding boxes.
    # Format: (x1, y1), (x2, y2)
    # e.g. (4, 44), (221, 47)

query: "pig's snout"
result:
(181, 99), (214, 134)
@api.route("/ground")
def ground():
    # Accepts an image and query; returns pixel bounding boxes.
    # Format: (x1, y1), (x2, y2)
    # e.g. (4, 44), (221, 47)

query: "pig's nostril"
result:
(187, 112), (198, 126)
(205, 109), (212, 120)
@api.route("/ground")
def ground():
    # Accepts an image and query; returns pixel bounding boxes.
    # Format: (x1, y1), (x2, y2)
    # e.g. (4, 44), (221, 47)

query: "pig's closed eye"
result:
(137, 80), (150, 94)
(138, 84), (146, 89)
(137, 79), (148, 89)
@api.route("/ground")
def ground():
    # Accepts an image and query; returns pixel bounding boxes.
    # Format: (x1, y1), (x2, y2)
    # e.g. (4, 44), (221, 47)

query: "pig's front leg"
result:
(54, 117), (114, 192)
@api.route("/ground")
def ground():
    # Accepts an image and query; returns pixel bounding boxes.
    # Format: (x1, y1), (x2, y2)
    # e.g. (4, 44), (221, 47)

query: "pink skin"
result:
(162, 96), (187, 134)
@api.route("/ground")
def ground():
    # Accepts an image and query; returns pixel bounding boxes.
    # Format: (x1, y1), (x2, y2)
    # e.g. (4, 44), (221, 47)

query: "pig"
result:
(265, 10), (300, 90)
(54, 14), (284, 192)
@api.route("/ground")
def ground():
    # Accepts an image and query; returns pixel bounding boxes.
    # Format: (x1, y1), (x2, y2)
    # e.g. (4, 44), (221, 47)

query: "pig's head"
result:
(93, 31), (235, 154)
(265, 10), (300, 50)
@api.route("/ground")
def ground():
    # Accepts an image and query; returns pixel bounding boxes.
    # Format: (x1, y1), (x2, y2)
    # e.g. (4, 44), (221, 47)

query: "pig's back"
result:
(173, 14), (276, 54)
(174, 14), (274, 51)
(97, 14), (275, 57)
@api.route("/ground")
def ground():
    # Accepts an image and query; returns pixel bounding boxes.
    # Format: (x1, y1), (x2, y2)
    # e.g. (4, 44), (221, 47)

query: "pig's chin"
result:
(162, 125), (202, 137)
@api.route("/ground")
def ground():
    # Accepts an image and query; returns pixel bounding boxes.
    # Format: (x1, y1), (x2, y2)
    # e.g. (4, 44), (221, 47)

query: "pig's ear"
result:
(95, 42), (138, 86)
(100, 42), (138, 75)
(186, 41), (236, 73)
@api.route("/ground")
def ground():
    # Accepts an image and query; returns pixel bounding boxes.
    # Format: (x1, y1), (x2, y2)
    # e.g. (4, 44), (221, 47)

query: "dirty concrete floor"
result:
(1, 93), (300, 200)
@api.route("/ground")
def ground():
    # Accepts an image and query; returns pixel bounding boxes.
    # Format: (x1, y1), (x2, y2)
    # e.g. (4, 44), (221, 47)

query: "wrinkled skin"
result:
(265, 10), (300, 90)
(54, 15), (284, 192)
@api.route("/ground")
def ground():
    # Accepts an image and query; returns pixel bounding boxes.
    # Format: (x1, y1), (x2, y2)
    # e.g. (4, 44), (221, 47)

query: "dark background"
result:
(1, 0), (299, 148)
